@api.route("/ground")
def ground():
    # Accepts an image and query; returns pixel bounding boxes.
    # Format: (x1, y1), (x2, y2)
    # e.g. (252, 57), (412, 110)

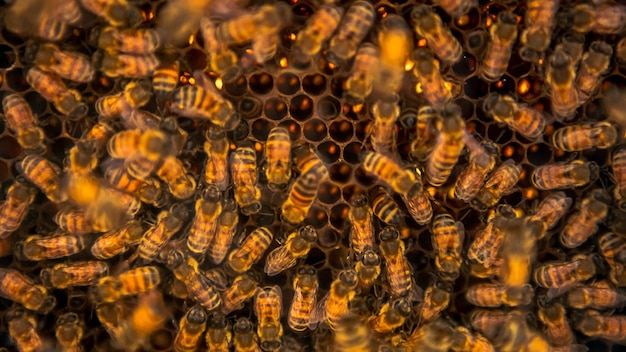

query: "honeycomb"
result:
(0, 0), (625, 351)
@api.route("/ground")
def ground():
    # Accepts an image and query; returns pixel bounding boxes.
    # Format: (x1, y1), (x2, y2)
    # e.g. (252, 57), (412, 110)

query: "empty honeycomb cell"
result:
(318, 181), (341, 204)
(0, 136), (21, 159)
(263, 96), (289, 120)
(42, 115), (63, 139)
(330, 76), (344, 99)
(302, 73), (327, 96)
(304, 247), (327, 268)
(329, 203), (349, 230)
(238, 95), (263, 119)
(317, 228), (340, 249)
(501, 142), (525, 163)
(5, 68), (28, 91)
(487, 124), (513, 144)
(455, 97), (475, 119)
(0, 161), (8, 182)
(463, 76), (489, 99)
(585, 98), (608, 121)
(317, 95), (342, 120)
(303, 118), (327, 141)
(329, 162), (352, 185)
(289, 94), (314, 121)
(292, 2), (314, 18)
(507, 52), (532, 78)
(183, 48), (207, 71)
(452, 53), (477, 77)
(490, 75), (516, 94)
(317, 141), (340, 163)
(249, 72), (274, 95)
(50, 137), (75, 159)
(353, 165), (377, 187)
(278, 119), (301, 140)
(355, 120), (368, 141)
(276, 72), (301, 95)
(224, 75), (248, 96)
(0, 119), (4, 134)
(251, 118), (271, 141)
(327, 247), (350, 269)
(0, 44), (15, 69)
(526, 143), (553, 165)
(23, 91), (47, 115)
(329, 119), (353, 142)
(149, 329), (174, 352)
(342, 142), (362, 165)
(306, 206), (329, 229)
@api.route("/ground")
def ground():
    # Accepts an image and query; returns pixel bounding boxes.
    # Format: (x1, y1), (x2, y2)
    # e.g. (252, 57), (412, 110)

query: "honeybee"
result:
(82, 121), (116, 156)
(25, 67), (87, 119)
(344, 43), (379, 105)
(369, 97), (400, 156)
(0, 269), (55, 313)
(107, 129), (141, 159)
(348, 193), (374, 257)
(174, 305), (207, 352)
(156, 155), (196, 200)
(265, 127), (292, 189)
(216, 3), (290, 46)
(407, 319), (454, 352)
(4, 0), (78, 40)
(411, 5), (462, 65)
(40, 261), (108, 289)
(114, 289), (167, 351)
(410, 106), (438, 162)
(425, 103), (465, 187)
(567, 280), (626, 310)
(289, 266), (318, 332)
(95, 301), (126, 342)
(265, 225), (317, 276)
(555, 31), (586, 67)
(500, 218), (541, 296)
(598, 232), (626, 286)
(576, 310), (626, 342)
(19, 233), (84, 261)
(90, 266), (161, 304)
(170, 84), (239, 131)
(79, 0), (142, 27)
(291, 3), (343, 66)
(472, 160), (522, 211)
(205, 317), (232, 352)
(56, 313), (83, 351)
(254, 286), (283, 351)
(403, 168), (433, 225)
(469, 309), (514, 340)
(551, 122), (618, 152)
(379, 227), (414, 298)
(613, 145), (626, 210)
(412, 48), (453, 108)
(529, 191), (573, 234)
(200, 17), (242, 82)
(371, 186), (403, 226)
(451, 326), (495, 352)
(91, 221), (144, 260)
(567, 3), (626, 34)
(577, 42), (613, 103)
(0, 182), (36, 239)
(233, 318), (260, 352)
(93, 50), (159, 79)
(91, 26), (160, 54)
(2, 94), (45, 153)
(186, 186), (222, 255)
(7, 308), (44, 352)
(417, 283), (451, 325)
(518, 0), (558, 62)
(53, 208), (96, 235)
(534, 254), (597, 298)
(282, 146), (329, 224)
(467, 205), (515, 272)
(327, 0), (376, 67)
(127, 129), (169, 181)
(537, 303), (575, 348)
(454, 143), (498, 202)
(432, 0), (475, 18)
(355, 250), (381, 291)
(25, 42), (93, 83)
(480, 11), (518, 83)
(203, 126), (230, 191)
(367, 298), (411, 334)
(221, 274), (258, 316)
(561, 189), (610, 248)
(334, 316), (373, 352)
(361, 151), (418, 197)
(96, 80), (152, 120)
(482, 93), (547, 140)
(152, 61), (179, 102)
(104, 164), (164, 206)
(252, 31), (280, 64)
(465, 282), (533, 307)
(376, 15), (412, 93)
(315, 269), (358, 331)
(207, 198), (238, 264)
(432, 213), (464, 280)
(231, 146), (261, 215)
(137, 204), (187, 263)
(227, 227), (274, 274)
(531, 160), (597, 190)
(166, 251), (221, 311)
(546, 47), (579, 121)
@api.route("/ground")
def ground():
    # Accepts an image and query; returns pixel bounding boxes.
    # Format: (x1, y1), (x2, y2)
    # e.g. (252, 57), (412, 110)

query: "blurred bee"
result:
(368, 298), (411, 334)
(537, 303), (575, 348)
(613, 145), (626, 210)
(156, 155), (196, 200)
(25, 67), (87, 119)
(567, 280), (626, 310)
(167, 251), (221, 311)
(205, 317), (232, 352)
(174, 305), (207, 352)
(379, 227), (414, 298)
(577, 41), (613, 104)
(252, 31), (281, 65)
(480, 11), (518, 83)
(454, 142), (498, 202)
(465, 282), (533, 307)
(343, 43), (379, 105)
(411, 5), (462, 65)
(125, 129), (168, 181)
(90, 266), (161, 304)
(170, 84), (239, 131)
(53, 208), (95, 235)
(200, 17), (242, 82)
(468, 205), (516, 273)
(555, 31), (586, 67)
(216, 3), (290, 46)
(451, 326), (495, 352)
(403, 167), (433, 225)
(231, 145), (261, 215)
(91, 26), (160, 54)
(546, 47), (579, 120)
(0, 182), (36, 239)
(432, 0), (475, 18)
(371, 186), (403, 226)
(410, 106), (438, 162)
(25, 42), (94, 83)
(531, 160), (597, 190)
(0, 269), (55, 313)
(407, 319), (454, 352)
(104, 164), (164, 206)
(114, 289), (167, 351)
(361, 151), (418, 197)
(265, 225), (317, 276)
(96, 80), (153, 120)
(469, 309), (514, 340)
(82, 121), (116, 156)
(552, 121), (618, 152)
(500, 218), (541, 297)
(334, 316), (373, 352)
(227, 227), (273, 274)
(598, 232), (626, 287)
(2, 94), (45, 153)
(282, 146), (329, 224)
(79, 0), (142, 27)
(376, 15), (412, 93)
(482, 93), (547, 140)
(154, 0), (211, 46)
(221, 274), (258, 316)
(152, 61), (179, 102)
(417, 283), (451, 325)
(40, 261), (109, 289)
(534, 254), (597, 298)
(566, 3), (626, 34)
(203, 126), (230, 191)
(289, 266), (318, 332)
(291, 3), (343, 66)
(518, 0), (558, 62)
(186, 186), (222, 255)
(327, 0), (376, 67)
(576, 310), (626, 343)
(348, 193), (374, 257)
(425, 103), (465, 187)
(315, 269), (358, 331)
(561, 189), (610, 248)
(207, 198), (238, 264)
(265, 127), (291, 189)
(232, 318), (259, 352)
(56, 312), (83, 352)
(355, 250), (381, 291)
(494, 314), (550, 352)
(432, 213), (464, 280)
(369, 97), (400, 156)
(93, 50), (159, 79)
(137, 204), (188, 263)
(412, 48), (453, 108)
(19, 233), (84, 261)
(254, 286), (283, 351)
(472, 160), (522, 211)
(528, 191), (573, 234)
(7, 309), (44, 352)
(4, 0), (78, 40)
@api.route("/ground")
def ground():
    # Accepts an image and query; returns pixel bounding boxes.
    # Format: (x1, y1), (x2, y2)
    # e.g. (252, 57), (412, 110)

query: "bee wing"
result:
(456, 221), (465, 245)
(308, 292), (329, 330)
(264, 245), (296, 276)
(546, 282), (578, 300)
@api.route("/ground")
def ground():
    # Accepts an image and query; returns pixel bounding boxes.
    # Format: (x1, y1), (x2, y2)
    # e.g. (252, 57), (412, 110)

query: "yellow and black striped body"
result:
(379, 227), (412, 298)
(107, 129), (141, 159)
(343, 43), (379, 104)
(282, 149), (328, 224)
(432, 213), (464, 280)
(187, 187), (222, 255)
(455, 151), (496, 203)
(170, 85), (236, 129)
(227, 227), (273, 274)
(546, 48), (578, 120)
(174, 306), (207, 352)
(473, 160), (522, 210)
(54, 208), (94, 235)
(368, 298), (410, 334)
(255, 286), (283, 351)
(18, 154), (65, 203)
(567, 281), (626, 310)
(215, 12), (257, 45)
(467, 206), (515, 270)
(204, 127), (230, 191)
(577, 310), (626, 343)
(370, 98), (400, 155)
(207, 200), (238, 264)
(8, 310), (44, 352)
(355, 250), (381, 290)
(432, 0), (473, 18)
(83, 121), (115, 155)
(292, 3), (343, 62)
(533, 255), (596, 290)
(26, 67), (87, 118)
(480, 11), (518, 82)
(20, 234), (84, 261)
(221, 274), (257, 316)
(42, 261), (109, 289)
(412, 5), (462, 65)
(599, 232), (626, 286)
(2, 94), (45, 152)
(95, 27), (160, 54)
(531, 160), (595, 190)
(529, 191), (572, 232)
(232, 318), (259, 352)
(126, 129), (167, 181)
(537, 303), (575, 347)
(0, 269), (54, 313)
(403, 169), (432, 226)
(98, 51), (159, 79)
(138, 207), (186, 262)
(361, 150), (417, 197)
(371, 186), (402, 226)
(324, 270), (358, 331)
(425, 105), (465, 187)
(0, 182), (36, 239)
(118, 266), (161, 297)
(327, 0), (376, 66)
(265, 127), (292, 188)
(231, 146), (261, 215)
(552, 121), (618, 152)
(613, 145), (626, 209)
(348, 194), (374, 257)
(412, 48), (452, 108)
(288, 266), (318, 332)
(80, 0), (142, 27)
(31, 43), (94, 83)
(264, 226), (317, 277)
(156, 155), (196, 200)
(153, 62), (179, 100)
(96, 81), (152, 119)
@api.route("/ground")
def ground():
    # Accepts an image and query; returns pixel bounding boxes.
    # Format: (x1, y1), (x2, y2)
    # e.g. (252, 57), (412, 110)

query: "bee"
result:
(152, 61), (179, 102)
(425, 103), (465, 187)
(316, 269), (358, 331)
(156, 155), (196, 200)
(174, 305), (207, 352)
(528, 191), (573, 234)
(518, 0), (558, 62)
(361, 151), (418, 197)
(282, 146), (329, 224)
(93, 50), (159, 79)
(0, 269), (55, 313)
(221, 274), (258, 315)
(104, 164), (163, 206)
(371, 186), (403, 226)
(226, 227), (273, 274)
(91, 26), (160, 54)
(469, 309), (514, 340)
(25, 42), (93, 83)
(403, 168), (433, 225)
(576, 310), (626, 343)
(537, 303), (575, 348)
(0, 182), (37, 239)
(411, 5), (462, 65)
(500, 218), (542, 296)
(90, 266), (161, 304)
(465, 283), (533, 307)
(561, 189), (610, 248)
(482, 93), (547, 140)
(207, 198), (238, 265)
(126, 129), (168, 182)
(114, 289), (167, 351)
(598, 232), (626, 287)
(567, 280), (626, 310)
(4, 0), (77, 40)
(2, 94), (45, 153)
(334, 315), (373, 352)
(410, 106), (438, 162)
(468, 205), (516, 272)
(327, 0), (376, 67)
(231, 146), (261, 215)
(376, 15), (412, 93)
(343, 43), (379, 105)
(7, 309), (44, 352)
(170, 84), (239, 131)
(186, 186), (222, 255)
(480, 11), (518, 83)
(291, 3), (343, 66)
(251, 31), (280, 65)
(205, 317), (232, 352)
(472, 160), (522, 211)
(369, 97), (400, 156)
(417, 283), (451, 325)
(613, 145), (626, 210)
(79, 0), (142, 27)
(432, 213), (464, 280)
(367, 298), (411, 334)
(407, 319), (454, 352)
(265, 127), (292, 189)
(19, 234), (84, 261)
(233, 318), (259, 352)
(82, 121), (116, 156)
(567, 3), (626, 34)
(203, 126), (230, 191)
(215, 3), (290, 46)
(454, 143), (498, 202)
(551, 121), (618, 152)
(167, 251), (222, 311)
(200, 17), (242, 82)
(107, 129), (141, 159)
(555, 31), (586, 67)
(25, 67), (87, 119)
(53, 208), (95, 235)
(534, 254), (597, 298)
(137, 204), (188, 263)
(412, 48), (453, 108)
(379, 227), (413, 298)
(546, 47), (579, 121)
(577, 41), (613, 103)
(531, 160), (597, 190)
(40, 261), (109, 289)
(265, 225), (317, 276)
(348, 193), (375, 257)
(55, 312), (83, 352)
(289, 265), (318, 332)
(96, 80), (153, 120)
(432, 0), (475, 18)
(254, 286), (283, 351)
(355, 250), (381, 291)
(451, 326), (495, 352)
